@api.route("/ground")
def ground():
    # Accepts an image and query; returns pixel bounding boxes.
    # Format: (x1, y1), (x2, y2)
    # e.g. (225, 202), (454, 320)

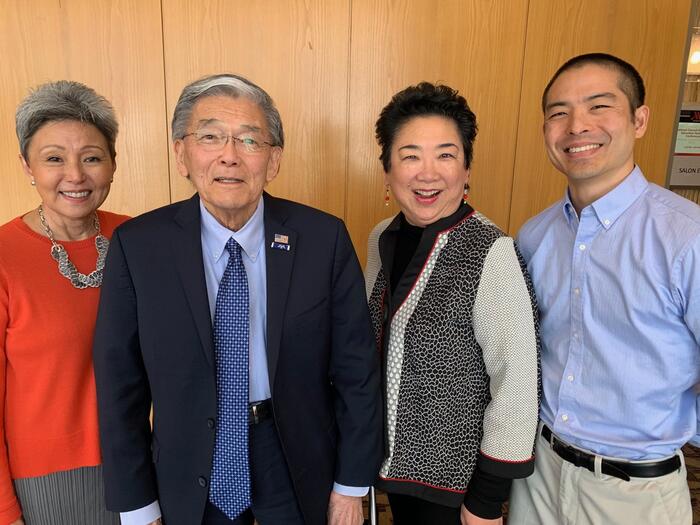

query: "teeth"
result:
(567, 144), (601, 153)
(414, 190), (439, 197)
(62, 191), (89, 198)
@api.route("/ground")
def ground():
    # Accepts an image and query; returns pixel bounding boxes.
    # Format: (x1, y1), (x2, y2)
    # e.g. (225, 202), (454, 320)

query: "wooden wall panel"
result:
(1, 1), (693, 255)
(508, 0), (693, 234)
(161, 0), (350, 218)
(0, 0), (170, 224)
(346, 0), (530, 263)
(683, 80), (700, 103)
(673, 187), (700, 204)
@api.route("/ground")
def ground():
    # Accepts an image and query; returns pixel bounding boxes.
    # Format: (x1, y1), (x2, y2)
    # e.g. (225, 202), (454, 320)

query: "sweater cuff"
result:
(0, 499), (22, 525)
(463, 465), (512, 519)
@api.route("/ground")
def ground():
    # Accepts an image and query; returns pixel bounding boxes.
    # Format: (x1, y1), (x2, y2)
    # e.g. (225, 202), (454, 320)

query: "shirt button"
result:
(567, 375), (574, 382)
(604, 219), (611, 226)
(579, 244), (586, 251)
(562, 414), (569, 422)
(574, 288), (580, 295)
(207, 418), (216, 429)
(198, 476), (208, 488)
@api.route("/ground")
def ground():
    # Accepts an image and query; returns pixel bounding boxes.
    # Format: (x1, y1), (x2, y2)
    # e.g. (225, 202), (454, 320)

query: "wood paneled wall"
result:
(161, 0), (351, 218)
(346, 0), (529, 262)
(0, 0), (171, 221)
(508, 0), (693, 233)
(0, 0), (692, 263)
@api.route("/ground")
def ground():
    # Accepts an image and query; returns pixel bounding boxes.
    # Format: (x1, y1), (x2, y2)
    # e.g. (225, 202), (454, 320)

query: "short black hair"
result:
(542, 53), (645, 118)
(375, 82), (477, 172)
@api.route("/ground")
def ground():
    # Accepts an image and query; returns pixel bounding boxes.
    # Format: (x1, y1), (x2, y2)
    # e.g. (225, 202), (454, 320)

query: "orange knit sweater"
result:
(0, 210), (129, 524)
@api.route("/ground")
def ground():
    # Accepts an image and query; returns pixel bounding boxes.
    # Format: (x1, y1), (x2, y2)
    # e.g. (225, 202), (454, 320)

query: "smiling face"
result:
(385, 115), (470, 227)
(21, 120), (115, 227)
(543, 63), (649, 203)
(174, 95), (282, 230)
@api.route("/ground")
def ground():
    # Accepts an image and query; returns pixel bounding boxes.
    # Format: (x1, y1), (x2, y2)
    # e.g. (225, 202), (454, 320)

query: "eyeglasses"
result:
(182, 130), (275, 153)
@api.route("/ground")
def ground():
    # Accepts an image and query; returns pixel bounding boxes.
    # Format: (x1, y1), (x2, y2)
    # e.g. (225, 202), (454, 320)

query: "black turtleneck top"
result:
(390, 214), (424, 294)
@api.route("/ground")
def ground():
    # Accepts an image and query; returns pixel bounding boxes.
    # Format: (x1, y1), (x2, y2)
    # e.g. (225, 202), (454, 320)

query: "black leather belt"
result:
(248, 399), (273, 425)
(541, 425), (681, 482)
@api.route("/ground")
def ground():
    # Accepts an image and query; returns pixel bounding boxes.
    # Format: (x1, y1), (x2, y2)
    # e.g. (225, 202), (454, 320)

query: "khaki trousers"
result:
(508, 428), (692, 525)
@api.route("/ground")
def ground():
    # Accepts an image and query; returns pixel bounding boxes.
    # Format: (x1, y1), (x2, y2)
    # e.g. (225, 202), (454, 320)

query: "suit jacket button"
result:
(207, 418), (215, 429)
(198, 476), (208, 488)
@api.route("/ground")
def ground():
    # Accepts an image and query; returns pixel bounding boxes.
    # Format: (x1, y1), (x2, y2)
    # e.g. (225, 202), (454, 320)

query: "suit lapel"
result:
(263, 193), (296, 392)
(173, 194), (215, 369)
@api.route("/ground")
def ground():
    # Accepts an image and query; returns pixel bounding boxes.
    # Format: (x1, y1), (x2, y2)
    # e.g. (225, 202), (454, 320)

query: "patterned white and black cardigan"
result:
(365, 205), (541, 507)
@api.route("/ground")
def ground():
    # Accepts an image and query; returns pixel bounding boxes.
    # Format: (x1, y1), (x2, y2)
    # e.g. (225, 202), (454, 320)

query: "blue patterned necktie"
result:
(209, 237), (251, 519)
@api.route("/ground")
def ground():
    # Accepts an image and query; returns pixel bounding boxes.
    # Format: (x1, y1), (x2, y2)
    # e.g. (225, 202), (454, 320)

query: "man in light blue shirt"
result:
(509, 53), (699, 525)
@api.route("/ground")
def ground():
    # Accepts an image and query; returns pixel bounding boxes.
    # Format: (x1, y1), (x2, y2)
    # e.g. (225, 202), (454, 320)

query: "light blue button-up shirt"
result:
(517, 167), (700, 460)
(200, 198), (365, 497)
(200, 198), (271, 402)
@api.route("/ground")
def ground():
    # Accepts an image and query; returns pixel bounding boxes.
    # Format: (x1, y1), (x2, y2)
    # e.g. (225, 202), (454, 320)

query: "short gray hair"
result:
(16, 80), (118, 160)
(171, 73), (284, 148)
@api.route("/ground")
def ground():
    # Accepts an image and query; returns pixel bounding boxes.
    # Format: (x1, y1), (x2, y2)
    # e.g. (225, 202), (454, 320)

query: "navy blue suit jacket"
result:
(93, 193), (382, 525)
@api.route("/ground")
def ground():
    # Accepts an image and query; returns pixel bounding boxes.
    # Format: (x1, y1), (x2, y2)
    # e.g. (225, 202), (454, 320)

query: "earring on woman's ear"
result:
(30, 178), (36, 186)
(463, 183), (469, 204)
(384, 185), (390, 207)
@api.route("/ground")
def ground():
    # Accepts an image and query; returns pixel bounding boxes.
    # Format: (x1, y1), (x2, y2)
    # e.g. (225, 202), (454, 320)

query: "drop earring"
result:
(30, 178), (36, 186)
(463, 184), (469, 204)
(384, 185), (390, 207)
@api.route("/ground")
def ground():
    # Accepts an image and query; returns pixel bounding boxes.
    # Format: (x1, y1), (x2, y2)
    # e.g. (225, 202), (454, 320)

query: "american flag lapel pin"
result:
(271, 233), (291, 251)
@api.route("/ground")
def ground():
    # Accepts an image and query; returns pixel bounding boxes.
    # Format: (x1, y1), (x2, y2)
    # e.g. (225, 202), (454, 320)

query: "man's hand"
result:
(10, 518), (24, 525)
(460, 505), (503, 525)
(327, 490), (364, 525)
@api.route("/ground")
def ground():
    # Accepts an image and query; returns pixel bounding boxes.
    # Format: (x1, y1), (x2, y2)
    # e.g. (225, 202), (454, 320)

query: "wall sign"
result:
(670, 104), (700, 186)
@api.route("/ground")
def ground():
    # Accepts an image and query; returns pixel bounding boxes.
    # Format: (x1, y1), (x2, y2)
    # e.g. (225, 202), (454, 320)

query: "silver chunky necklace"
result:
(37, 204), (109, 289)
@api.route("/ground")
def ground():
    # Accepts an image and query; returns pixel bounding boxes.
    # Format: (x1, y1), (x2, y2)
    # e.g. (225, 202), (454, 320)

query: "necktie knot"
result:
(225, 237), (242, 260)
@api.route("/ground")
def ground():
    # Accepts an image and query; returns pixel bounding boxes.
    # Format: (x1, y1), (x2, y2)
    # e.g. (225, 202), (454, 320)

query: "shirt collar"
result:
(560, 165), (648, 230)
(200, 197), (265, 263)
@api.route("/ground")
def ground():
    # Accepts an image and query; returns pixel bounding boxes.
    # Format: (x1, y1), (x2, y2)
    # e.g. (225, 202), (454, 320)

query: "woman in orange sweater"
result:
(0, 81), (129, 524)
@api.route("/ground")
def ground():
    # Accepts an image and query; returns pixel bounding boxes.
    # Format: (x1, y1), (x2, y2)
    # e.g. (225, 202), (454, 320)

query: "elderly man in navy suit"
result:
(93, 73), (382, 525)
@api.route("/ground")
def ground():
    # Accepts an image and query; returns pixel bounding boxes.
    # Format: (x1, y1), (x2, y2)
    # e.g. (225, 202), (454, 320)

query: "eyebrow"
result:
(240, 124), (262, 134)
(38, 144), (106, 152)
(586, 92), (617, 103)
(545, 92), (617, 112)
(196, 119), (262, 134)
(397, 143), (458, 152)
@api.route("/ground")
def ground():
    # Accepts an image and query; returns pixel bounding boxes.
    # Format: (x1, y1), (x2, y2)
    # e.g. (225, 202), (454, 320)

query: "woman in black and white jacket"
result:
(366, 82), (541, 525)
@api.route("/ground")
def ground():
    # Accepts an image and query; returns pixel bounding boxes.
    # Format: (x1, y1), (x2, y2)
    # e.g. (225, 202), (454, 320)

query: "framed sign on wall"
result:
(670, 104), (700, 186)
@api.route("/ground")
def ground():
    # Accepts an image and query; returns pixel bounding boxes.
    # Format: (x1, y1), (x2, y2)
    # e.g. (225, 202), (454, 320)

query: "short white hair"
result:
(171, 73), (284, 147)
